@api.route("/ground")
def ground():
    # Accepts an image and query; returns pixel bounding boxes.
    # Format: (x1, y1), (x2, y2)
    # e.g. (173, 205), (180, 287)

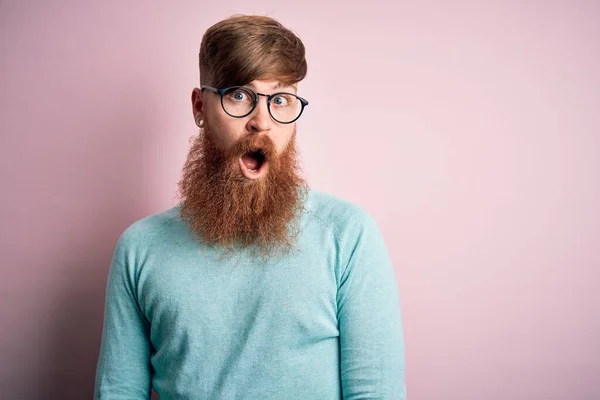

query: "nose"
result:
(246, 95), (272, 134)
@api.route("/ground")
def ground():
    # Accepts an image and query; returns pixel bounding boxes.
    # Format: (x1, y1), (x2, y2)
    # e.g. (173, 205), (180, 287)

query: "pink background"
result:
(1, 1), (599, 399)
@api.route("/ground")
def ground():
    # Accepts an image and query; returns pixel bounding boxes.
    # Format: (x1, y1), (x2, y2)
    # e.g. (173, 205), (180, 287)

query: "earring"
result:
(195, 117), (204, 128)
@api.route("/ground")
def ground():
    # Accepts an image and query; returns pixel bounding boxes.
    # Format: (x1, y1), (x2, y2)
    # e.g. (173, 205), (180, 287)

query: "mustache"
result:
(225, 134), (277, 161)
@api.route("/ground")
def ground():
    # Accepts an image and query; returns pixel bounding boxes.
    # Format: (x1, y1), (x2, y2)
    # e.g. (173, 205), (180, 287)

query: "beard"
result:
(177, 121), (308, 258)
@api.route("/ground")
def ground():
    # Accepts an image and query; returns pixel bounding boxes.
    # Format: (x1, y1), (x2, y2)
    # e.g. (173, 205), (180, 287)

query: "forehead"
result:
(244, 79), (297, 93)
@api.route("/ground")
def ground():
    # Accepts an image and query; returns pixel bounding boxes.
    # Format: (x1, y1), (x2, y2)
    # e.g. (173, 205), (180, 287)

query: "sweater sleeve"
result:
(95, 234), (152, 399)
(337, 211), (407, 399)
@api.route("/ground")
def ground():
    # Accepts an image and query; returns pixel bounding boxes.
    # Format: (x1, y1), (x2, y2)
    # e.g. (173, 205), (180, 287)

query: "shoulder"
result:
(303, 189), (379, 240)
(304, 190), (390, 280)
(113, 204), (183, 260)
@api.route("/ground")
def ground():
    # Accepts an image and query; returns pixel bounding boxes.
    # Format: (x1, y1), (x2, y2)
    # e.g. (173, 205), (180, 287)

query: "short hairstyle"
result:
(198, 15), (307, 88)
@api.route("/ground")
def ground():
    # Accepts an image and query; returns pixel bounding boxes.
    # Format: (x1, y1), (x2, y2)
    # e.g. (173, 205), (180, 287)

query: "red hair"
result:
(199, 15), (308, 87)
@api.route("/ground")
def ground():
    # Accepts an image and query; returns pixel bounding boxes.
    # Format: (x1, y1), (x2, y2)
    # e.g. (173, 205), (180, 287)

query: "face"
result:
(179, 79), (307, 257)
(191, 79), (298, 180)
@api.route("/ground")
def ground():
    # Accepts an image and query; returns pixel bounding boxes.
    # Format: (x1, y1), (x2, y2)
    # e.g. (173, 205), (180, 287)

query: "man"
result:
(95, 14), (406, 400)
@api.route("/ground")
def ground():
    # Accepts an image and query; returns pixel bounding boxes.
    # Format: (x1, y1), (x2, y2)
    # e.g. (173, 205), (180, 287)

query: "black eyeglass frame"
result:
(201, 85), (309, 124)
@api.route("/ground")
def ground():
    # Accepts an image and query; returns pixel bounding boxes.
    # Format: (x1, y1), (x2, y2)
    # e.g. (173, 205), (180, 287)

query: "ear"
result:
(191, 88), (204, 125)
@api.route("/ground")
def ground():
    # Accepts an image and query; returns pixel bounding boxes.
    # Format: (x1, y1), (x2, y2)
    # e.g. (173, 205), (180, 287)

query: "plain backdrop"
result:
(1, 0), (599, 399)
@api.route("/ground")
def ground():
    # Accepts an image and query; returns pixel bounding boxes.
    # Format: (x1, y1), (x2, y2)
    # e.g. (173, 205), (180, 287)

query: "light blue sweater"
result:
(95, 190), (406, 399)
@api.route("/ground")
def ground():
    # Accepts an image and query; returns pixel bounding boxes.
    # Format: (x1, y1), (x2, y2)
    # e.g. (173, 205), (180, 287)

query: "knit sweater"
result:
(95, 190), (406, 399)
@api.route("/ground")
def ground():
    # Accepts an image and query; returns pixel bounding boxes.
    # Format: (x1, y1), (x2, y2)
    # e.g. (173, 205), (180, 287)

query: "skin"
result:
(180, 79), (306, 254)
(191, 79), (298, 156)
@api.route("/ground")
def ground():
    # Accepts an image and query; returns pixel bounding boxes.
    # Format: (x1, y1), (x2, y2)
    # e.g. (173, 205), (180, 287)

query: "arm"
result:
(95, 235), (152, 399)
(337, 212), (406, 399)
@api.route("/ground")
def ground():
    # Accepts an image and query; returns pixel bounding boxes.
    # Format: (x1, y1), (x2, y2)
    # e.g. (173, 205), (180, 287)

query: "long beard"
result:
(178, 122), (308, 258)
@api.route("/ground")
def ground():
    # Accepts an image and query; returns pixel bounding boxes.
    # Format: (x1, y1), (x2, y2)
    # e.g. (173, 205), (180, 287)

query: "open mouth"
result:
(239, 149), (269, 180)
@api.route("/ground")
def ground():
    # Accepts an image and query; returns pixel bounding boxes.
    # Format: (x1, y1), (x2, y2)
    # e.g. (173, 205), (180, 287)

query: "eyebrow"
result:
(273, 82), (296, 91)
(246, 82), (297, 93)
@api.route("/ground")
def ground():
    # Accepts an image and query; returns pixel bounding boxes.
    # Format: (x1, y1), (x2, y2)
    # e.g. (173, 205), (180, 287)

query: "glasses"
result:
(201, 85), (309, 124)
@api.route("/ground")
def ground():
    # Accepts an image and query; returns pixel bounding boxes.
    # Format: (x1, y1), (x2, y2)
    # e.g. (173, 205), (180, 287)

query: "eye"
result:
(224, 87), (254, 103)
(271, 94), (290, 106)
(231, 90), (248, 101)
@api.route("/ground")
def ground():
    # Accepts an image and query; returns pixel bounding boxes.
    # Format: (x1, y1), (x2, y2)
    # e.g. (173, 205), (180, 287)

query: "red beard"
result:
(178, 122), (308, 258)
